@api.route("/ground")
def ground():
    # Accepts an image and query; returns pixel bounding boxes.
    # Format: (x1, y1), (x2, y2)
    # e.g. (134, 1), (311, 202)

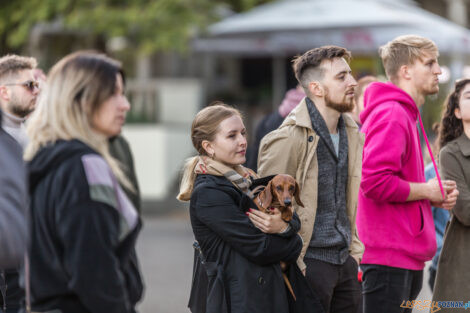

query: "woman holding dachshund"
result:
(178, 103), (307, 313)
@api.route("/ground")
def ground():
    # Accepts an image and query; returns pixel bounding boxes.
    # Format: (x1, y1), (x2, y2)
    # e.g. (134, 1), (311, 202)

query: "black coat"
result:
(28, 140), (143, 313)
(189, 174), (304, 313)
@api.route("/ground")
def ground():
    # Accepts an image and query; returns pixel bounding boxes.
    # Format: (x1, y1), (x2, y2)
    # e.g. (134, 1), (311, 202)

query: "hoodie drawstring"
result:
(417, 112), (445, 200)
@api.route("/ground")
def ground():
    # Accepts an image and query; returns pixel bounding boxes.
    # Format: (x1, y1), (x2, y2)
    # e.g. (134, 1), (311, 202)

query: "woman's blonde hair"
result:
(177, 102), (242, 201)
(24, 51), (131, 189)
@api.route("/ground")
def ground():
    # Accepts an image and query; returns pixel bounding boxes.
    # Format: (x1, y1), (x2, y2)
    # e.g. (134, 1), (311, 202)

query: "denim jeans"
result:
(361, 264), (423, 313)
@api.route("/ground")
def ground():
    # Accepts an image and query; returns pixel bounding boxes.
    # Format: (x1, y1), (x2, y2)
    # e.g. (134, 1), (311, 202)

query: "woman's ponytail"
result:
(177, 156), (199, 202)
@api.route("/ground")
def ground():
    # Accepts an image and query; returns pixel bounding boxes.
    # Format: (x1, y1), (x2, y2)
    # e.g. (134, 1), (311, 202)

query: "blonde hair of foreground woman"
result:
(24, 51), (131, 189)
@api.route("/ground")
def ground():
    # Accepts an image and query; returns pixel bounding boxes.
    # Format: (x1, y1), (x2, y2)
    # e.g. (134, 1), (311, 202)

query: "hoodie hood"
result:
(28, 139), (95, 192)
(360, 82), (418, 125)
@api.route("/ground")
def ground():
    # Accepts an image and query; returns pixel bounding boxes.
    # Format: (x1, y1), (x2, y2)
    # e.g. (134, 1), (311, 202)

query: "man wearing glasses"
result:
(0, 54), (39, 313)
(0, 54), (39, 148)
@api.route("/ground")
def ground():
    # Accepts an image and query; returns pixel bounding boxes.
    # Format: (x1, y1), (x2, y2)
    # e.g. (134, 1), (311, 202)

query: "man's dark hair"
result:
(292, 46), (351, 92)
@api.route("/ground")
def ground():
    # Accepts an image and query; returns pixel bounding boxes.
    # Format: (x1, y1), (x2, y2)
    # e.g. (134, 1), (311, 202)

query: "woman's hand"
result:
(246, 208), (288, 234)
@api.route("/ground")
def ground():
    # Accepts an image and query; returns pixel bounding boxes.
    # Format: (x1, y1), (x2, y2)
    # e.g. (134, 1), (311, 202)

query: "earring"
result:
(210, 152), (215, 159)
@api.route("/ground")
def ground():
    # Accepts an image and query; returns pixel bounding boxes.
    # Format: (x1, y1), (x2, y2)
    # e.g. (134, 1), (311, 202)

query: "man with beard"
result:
(258, 46), (364, 313)
(0, 54), (39, 313)
(357, 35), (458, 313)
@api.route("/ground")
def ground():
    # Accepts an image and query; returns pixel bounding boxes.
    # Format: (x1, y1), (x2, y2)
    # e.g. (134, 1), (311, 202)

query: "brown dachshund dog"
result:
(254, 174), (304, 221)
(253, 174), (304, 300)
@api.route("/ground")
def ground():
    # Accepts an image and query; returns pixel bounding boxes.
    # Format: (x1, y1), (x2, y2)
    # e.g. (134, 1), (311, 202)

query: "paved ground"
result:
(136, 212), (194, 313)
(135, 212), (434, 313)
(413, 264), (433, 313)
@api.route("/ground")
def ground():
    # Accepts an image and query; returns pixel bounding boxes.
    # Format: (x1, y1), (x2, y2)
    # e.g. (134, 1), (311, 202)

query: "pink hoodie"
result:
(357, 82), (436, 270)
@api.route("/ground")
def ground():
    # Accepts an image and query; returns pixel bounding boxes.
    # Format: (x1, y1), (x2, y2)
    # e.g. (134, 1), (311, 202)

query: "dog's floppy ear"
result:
(260, 181), (273, 209)
(294, 181), (304, 207)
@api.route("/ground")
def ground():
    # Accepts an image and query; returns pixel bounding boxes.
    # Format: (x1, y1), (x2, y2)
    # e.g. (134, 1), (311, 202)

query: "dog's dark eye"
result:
(289, 186), (294, 191)
(276, 186), (282, 191)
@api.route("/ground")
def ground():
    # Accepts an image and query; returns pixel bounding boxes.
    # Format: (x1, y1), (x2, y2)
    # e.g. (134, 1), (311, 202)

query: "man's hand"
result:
(247, 208), (288, 234)
(426, 178), (456, 203)
(431, 185), (459, 210)
(409, 178), (457, 203)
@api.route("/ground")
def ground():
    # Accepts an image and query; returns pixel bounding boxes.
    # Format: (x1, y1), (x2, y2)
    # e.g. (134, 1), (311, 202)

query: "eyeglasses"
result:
(2, 80), (39, 92)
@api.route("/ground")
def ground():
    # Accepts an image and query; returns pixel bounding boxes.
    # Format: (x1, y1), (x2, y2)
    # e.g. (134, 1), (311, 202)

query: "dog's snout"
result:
(284, 199), (291, 206)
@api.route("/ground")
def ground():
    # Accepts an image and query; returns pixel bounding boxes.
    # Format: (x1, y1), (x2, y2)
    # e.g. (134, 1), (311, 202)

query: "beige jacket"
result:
(257, 99), (364, 271)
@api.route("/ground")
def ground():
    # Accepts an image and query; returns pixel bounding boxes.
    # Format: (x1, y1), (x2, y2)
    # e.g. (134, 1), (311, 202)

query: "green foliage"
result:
(215, 0), (273, 12)
(0, 0), (273, 55)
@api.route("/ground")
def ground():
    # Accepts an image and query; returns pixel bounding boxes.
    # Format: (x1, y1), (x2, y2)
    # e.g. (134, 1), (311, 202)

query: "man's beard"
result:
(8, 96), (34, 118)
(325, 88), (354, 113)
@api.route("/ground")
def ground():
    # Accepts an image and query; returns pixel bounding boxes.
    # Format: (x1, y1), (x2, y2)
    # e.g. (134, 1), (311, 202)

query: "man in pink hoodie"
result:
(358, 35), (459, 313)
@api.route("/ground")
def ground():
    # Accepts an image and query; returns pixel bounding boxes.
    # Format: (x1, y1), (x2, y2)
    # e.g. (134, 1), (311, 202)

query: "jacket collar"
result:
(282, 97), (313, 129)
(456, 133), (470, 157)
(281, 97), (360, 133)
(305, 97), (348, 162)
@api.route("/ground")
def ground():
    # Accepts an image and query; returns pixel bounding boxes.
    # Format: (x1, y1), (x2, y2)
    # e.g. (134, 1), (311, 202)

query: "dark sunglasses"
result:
(3, 80), (39, 92)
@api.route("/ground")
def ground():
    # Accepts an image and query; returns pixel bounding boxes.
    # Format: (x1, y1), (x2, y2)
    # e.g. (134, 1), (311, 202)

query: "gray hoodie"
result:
(0, 110), (27, 268)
